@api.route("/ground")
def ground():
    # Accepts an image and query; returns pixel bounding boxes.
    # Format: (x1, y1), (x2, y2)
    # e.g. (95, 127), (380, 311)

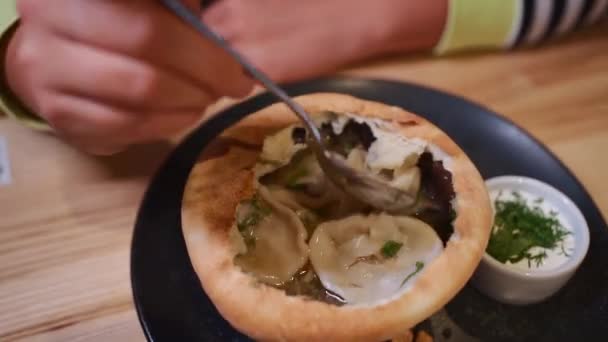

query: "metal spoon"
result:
(160, 0), (417, 212)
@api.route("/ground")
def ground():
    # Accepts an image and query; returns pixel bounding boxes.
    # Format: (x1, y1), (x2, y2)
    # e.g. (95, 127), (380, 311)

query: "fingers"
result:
(18, 0), (254, 98)
(8, 0), (253, 156)
(22, 28), (214, 112)
(40, 91), (202, 155)
(7, 24), (206, 155)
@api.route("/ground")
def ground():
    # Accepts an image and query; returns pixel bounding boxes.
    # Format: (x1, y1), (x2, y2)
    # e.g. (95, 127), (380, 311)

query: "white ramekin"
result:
(471, 175), (590, 305)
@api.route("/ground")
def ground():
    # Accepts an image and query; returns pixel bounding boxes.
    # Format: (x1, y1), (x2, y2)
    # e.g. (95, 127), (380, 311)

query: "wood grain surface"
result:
(0, 20), (606, 342)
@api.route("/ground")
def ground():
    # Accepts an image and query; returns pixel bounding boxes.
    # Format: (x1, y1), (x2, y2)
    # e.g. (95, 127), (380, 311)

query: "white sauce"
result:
(489, 189), (575, 271)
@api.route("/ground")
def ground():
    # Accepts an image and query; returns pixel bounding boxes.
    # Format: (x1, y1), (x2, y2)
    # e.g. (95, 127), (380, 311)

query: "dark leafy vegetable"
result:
(412, 152), (455, 244)
(401, 261), (425, 287)
(487, 192), (570, 267)
(381, 240), (403, 258)
(285, 167), (310, 189)
(320, 119), (376, 156)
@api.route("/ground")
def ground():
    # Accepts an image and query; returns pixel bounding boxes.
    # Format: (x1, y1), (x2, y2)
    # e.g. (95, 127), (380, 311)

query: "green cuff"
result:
(434, 0), (521, 55)
(0, 4), (51, 131)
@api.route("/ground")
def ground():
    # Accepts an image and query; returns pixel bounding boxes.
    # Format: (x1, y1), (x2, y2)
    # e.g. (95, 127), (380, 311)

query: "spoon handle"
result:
(159, 0), (324, 144)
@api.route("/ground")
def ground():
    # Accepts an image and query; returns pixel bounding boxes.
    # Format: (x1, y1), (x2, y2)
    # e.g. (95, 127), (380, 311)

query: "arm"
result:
(1, 0), (607, 140)
(204, 0), (607, 83)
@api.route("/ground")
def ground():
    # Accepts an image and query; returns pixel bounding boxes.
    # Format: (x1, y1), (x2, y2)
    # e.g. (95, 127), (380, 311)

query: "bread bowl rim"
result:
(181, 92), (493, 342)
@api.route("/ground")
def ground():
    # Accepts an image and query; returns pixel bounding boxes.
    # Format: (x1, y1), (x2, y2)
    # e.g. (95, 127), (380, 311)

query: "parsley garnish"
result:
(487, 192), (570, 267)
(296, 210), (319, 236)
(237, 194), (272, 248)
(401, 261), (425, 287)
(381, 240), (403, 258)
(285, 167), (309, 190)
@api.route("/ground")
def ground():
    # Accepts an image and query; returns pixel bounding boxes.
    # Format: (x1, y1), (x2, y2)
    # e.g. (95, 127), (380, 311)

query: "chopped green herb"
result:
(401, 261), (425, 287)
(487, 192), (570, 267)
(236, 194), (272, 248)
(242, 232), (256, 248)
(237, 200), (269, 231)
(285, 167), (309, 189)
(251, 194), (271, 216)
(381, 240), (403, 258)
(258, 158), (283, 167)
(526, 251), (548, 268)
(296, 210), (319, 236)
(237, 215), (259, 231)
(286, 183), (309, 191)
(342, 140), (356, 154)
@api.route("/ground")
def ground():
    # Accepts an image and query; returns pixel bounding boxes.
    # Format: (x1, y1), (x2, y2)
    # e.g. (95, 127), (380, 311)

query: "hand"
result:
(5, 0), (254, 155)
(203, 0), (447, 83)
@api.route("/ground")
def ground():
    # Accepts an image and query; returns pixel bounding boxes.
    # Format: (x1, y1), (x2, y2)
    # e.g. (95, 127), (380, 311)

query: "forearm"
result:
(378, 0), (607, 57)
(376, 0), (448, 55)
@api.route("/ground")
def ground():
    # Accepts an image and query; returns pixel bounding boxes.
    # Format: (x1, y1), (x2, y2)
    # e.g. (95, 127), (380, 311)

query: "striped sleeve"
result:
(434, 0), (608, 55)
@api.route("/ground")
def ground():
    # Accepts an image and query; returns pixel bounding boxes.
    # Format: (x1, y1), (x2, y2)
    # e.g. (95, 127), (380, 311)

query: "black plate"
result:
(130, 77), (608, 342)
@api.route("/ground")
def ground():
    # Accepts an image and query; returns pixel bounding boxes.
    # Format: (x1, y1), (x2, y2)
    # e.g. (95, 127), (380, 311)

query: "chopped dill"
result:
(285, 167), (309, 189)
(526, 251), (548, 268)
(401, 261), (425, 287)
(380, 240), (403, 258)
(487, 191), (570, 268)
(251, 194), (271, 215)
(559, 244), (573, 257)
(237, 194), (272, 248)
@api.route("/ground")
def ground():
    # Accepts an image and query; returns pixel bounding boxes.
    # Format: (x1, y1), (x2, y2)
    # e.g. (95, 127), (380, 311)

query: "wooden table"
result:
(1, 21), (606, 342)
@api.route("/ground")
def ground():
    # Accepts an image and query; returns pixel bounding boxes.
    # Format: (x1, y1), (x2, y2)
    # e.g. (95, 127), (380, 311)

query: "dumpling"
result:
(309, 213), (443, 305)
(231, 185), (309, 286)
(390, 164), (421, 198)
(259, 126), (307, 166)
(366, 131), (426, 172)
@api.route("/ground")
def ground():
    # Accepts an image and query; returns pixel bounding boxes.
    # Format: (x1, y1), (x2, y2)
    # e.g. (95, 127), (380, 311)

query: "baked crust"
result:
(181, 93), (492, 342)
